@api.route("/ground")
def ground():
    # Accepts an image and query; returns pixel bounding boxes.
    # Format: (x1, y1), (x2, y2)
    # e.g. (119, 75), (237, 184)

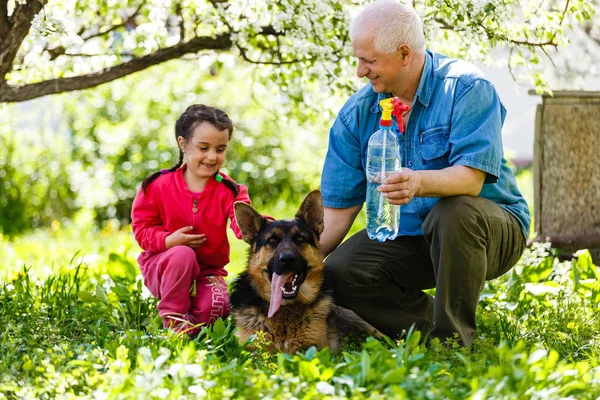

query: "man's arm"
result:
(320, 205), (363, 257)
(416, 165), (486, 197)
(379, 165), (486, 205)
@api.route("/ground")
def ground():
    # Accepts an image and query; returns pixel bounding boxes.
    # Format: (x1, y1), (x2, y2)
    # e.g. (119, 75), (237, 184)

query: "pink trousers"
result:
(138, 246), (230, 327)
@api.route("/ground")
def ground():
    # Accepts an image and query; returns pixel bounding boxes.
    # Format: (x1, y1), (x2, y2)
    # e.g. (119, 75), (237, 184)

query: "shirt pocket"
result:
(419, 126), (450, 164)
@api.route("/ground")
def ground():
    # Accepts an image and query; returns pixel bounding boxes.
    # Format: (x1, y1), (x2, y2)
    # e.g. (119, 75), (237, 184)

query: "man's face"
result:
(352, 35), (405, 94)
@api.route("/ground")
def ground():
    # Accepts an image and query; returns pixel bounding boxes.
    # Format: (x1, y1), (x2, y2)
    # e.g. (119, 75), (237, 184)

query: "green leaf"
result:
(527, 349), (547, 365)
(320, 367), (335, 381)
(212, 318), (226, 336)
(381, 368), (405, 384)
(360, 350), (371, 382)
(299, 360), (320, 380)
(95, 283), (109, 304)
(21, 359), (34, 372)
(77, 290), (97, 303)
(560, 380), (589, 396)
(405, 329), (421, 350)
(408, 352), (425, 363)
(304, 346), (317, 361)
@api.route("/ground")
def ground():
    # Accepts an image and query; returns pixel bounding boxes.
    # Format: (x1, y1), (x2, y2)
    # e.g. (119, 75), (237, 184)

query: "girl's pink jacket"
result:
(131, 165), (250, 276)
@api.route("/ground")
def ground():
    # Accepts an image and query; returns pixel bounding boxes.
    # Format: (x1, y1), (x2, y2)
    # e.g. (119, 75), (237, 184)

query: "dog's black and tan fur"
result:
(230, 190), (381, 353)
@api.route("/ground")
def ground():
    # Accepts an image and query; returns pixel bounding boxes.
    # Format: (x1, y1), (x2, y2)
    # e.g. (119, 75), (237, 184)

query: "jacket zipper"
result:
(192, 198), (198, 232)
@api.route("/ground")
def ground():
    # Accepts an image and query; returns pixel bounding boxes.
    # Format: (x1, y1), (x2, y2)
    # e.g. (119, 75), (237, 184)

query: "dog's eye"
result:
(295, 236), (304, 243)
(268, 237), (279, 245)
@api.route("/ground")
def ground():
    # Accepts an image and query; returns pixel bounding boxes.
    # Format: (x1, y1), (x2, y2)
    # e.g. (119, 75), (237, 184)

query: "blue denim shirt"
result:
(321, 50), (530, 239)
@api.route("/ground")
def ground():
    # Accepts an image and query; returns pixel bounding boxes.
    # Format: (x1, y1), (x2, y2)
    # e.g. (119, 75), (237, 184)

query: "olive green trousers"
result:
(325, 195), (526, 346)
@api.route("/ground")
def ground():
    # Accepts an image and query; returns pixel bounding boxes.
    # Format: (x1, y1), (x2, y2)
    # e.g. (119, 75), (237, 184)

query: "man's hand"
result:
(378, 169), (422, 205)
(377, 166), (486, 204)
(165, 226), (207, 249)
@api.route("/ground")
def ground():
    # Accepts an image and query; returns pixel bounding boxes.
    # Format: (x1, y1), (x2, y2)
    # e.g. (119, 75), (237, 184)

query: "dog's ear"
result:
(296, 190), (324, 237)
(234, 202), (266, 244)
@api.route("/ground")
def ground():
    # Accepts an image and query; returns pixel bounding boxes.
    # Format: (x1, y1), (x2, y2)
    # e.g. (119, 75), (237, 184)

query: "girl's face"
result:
(179, 121), (230, 182)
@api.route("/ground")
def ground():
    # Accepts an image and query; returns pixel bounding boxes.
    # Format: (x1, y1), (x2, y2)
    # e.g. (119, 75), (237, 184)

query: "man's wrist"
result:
(414, 170), (425, 197)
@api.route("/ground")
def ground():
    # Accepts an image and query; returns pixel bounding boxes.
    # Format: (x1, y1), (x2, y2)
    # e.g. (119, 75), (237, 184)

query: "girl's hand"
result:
(165, 226), (207, 249)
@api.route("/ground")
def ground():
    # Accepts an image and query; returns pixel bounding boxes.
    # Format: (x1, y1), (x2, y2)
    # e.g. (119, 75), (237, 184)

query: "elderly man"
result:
(320, 0), (530, 346)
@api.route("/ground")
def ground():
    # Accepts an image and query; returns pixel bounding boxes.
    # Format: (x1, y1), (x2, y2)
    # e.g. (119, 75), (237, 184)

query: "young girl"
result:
(131, 104), (250, 336)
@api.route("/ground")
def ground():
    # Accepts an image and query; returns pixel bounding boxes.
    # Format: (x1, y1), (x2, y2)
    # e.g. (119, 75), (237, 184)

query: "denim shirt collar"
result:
(369, 50), (433, 113)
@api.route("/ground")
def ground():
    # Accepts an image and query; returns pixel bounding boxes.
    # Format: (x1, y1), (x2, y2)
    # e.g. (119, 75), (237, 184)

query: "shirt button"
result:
(408, 161), (414, 168)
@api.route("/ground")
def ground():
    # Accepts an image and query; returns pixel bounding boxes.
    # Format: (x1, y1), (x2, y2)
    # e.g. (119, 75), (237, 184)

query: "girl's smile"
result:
(179, 120), (230, 192)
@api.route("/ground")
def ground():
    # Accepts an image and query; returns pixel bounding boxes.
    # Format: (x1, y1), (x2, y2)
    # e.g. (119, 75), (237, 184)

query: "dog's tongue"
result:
(268, 272), (293, 318)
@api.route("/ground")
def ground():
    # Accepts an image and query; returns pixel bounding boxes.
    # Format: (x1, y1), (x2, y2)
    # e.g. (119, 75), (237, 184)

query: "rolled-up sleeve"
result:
(449, 79), (504, 183)
(320, 112), (366, 208)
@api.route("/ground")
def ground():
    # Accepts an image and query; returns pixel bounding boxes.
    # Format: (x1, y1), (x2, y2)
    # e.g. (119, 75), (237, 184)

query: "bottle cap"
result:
(379, 97), (410, 132)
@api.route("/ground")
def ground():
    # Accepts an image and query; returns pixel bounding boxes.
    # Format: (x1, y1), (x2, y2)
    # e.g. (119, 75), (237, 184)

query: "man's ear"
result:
(234, 202), (265, 244)
(399, 44), (411, 65)
(295, 190), (324, 238)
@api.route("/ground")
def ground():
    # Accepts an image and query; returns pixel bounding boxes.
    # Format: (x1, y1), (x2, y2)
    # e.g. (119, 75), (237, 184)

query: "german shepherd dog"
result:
(230, 190), (382, 353)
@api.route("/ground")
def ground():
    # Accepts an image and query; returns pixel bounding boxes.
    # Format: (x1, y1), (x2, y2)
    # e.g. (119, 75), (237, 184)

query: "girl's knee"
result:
(164, 245), (198, 268)
(155, 247), (199, 285)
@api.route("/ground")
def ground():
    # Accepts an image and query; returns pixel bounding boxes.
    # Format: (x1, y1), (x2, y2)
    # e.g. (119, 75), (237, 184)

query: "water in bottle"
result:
(366, 126), (401, 241)
(365, 97), (405, 242)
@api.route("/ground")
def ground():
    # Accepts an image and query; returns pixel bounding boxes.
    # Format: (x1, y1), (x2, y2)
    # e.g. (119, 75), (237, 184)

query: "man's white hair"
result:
(350, 0), (426, 54)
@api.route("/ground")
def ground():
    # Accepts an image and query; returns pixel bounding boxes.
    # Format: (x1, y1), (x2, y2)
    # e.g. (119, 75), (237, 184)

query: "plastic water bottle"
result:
(366, 127), (401, 241)
(365, 98), (406, 242)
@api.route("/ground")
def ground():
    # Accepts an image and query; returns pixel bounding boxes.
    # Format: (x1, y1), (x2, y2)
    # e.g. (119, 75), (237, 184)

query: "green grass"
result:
(1, 179), (599, 398)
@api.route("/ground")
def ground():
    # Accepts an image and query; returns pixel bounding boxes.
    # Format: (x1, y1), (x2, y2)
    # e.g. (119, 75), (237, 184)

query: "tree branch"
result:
(547, 0), (570, 45)
(205, 1), (289, 66)
(206, 0), (230, 6)
(0, 33), (232, 102)
(0, 0), (46, 80)
(0, 0), (9, 39)
(175, 2), (185, 42)
(46, 3), (144, 61)
(236, 43), (300, 65)
(434, 17), (561, 48)
(85, 5), (142, 41)
(540, 45), (558, 68)
(258, 25), (285, 36)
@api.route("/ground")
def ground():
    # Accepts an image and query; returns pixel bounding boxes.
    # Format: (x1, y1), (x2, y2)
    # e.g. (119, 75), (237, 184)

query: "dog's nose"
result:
(279, 252), (296, 265)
